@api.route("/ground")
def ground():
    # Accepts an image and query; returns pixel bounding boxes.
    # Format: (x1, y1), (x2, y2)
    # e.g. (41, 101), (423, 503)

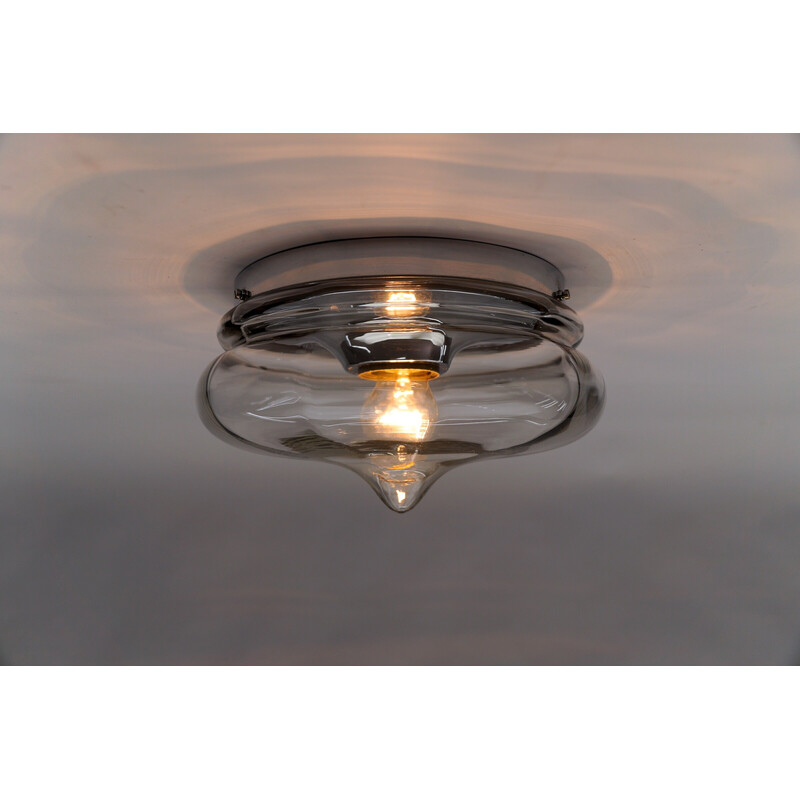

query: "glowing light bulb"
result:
(361, 368), (438, 443)
(382, 290), (429, 318)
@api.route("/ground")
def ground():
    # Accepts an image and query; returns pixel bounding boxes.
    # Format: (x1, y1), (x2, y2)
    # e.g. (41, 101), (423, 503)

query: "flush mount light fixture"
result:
(198, 237), (604, 512)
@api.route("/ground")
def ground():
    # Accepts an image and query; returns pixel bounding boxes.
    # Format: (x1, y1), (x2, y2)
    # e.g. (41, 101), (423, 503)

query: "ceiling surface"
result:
(1, 133), (799, 665)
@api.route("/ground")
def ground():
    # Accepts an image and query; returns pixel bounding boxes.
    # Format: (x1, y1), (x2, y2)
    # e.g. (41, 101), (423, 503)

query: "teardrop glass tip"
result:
(374, 471), (428, 513)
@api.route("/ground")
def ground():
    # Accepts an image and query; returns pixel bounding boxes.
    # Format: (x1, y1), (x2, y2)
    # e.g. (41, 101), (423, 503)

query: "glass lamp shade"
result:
(199, 274), (604, 512)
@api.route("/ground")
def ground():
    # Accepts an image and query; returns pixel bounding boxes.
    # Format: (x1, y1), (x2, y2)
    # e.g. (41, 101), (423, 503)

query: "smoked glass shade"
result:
(199, 275), (604, 512)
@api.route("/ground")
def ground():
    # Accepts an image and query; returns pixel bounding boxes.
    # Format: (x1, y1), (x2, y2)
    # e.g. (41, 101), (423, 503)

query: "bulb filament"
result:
(361, 368), (438, 444)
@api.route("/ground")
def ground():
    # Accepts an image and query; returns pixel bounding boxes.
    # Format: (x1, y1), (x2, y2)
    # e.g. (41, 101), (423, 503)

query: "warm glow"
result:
(376, 374), (430, 440)
(362, 369), (438, 443)
(388, 291), (417, 305)
(389, 444), (416, 470)
(383, 290), (427, 318)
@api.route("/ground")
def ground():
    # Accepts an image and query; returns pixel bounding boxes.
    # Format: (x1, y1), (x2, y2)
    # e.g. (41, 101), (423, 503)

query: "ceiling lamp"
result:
(198, 237), (604, 512)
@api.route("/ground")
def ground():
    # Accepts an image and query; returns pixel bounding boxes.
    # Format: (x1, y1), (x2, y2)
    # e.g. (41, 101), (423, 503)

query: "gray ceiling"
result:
(1, 133), (798, 664)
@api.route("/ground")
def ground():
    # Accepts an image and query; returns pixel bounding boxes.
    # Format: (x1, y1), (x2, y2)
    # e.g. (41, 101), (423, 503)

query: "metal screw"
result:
(552, 289), (571, 302)
(234, 288), (252, 302)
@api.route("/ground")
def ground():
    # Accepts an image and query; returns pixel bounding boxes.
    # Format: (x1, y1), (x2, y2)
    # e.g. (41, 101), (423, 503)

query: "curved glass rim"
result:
(218, 276), (583, 351)
(198, 345), (604, 465)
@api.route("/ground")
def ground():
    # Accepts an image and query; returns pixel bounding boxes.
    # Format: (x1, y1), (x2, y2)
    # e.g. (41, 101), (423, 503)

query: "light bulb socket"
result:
(341, 329), (451, 376)
(357, 365), (441, 381)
